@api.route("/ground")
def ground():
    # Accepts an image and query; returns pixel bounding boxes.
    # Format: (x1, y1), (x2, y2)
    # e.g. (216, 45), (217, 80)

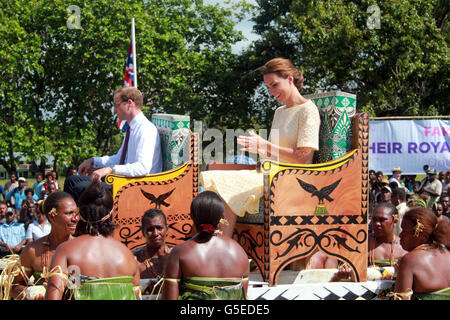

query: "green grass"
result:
(1, 178), (67, 191)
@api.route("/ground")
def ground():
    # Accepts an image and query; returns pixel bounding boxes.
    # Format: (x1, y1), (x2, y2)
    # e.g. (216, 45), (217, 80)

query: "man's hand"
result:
(78, 158), (94, 175)
(91, 167), (113, 183)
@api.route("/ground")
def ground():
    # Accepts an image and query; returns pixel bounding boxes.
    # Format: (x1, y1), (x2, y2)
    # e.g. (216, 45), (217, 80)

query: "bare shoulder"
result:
(169, 239), (193, 256)
(219, 236), (247, 257)
(19, 240), (40, 265)
(53, 236), (78, 255)
(399, 249), (435, 268)
(21, 239), (38, 255)
(104, 236), (137, 258)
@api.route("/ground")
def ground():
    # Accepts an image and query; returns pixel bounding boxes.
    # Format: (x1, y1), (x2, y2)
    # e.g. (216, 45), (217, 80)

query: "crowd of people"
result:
(1, 166), (447, 300)
(0, 183), (250, 300)
(0, 170), (72, 257)
(368, 166), (450, 223)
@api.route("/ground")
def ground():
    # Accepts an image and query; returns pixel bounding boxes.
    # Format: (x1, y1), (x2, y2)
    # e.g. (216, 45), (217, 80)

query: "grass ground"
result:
(1, 178), (67, 192)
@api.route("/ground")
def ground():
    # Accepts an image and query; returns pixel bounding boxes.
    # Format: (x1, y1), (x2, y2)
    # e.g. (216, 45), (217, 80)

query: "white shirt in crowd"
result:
(26, 220), (51, 241)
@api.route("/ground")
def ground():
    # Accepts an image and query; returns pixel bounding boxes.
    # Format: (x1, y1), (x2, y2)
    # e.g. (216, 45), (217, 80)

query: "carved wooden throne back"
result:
(106, 133), (199, 251)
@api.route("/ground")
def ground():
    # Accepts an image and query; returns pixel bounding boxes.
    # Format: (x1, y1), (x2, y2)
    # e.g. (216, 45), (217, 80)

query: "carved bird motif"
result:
(296, 178), (342, 205)
(140, 188), (175, 209)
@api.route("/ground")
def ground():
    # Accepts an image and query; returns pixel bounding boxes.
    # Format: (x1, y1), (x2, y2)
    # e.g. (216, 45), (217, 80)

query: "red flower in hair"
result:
(198, 224), (216, 235)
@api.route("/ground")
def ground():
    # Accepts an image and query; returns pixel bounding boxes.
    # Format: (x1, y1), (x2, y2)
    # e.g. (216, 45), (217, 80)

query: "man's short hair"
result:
(142, 209), (167, 228)
(115, 87), (143, 109)
(392, 188), (406, 201)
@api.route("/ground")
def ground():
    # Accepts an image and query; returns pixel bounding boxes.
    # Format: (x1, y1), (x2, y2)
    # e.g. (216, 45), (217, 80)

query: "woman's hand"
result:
(237, 130), (269, 157)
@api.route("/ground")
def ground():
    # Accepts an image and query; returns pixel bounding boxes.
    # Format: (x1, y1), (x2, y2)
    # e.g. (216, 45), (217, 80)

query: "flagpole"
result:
(131, 17), (137, 89)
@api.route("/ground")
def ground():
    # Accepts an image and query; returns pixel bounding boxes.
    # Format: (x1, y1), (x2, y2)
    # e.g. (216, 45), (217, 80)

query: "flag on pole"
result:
(117, 40), (134, 132)
(117, 18), (137, 133)
(123, 40), (135, 88)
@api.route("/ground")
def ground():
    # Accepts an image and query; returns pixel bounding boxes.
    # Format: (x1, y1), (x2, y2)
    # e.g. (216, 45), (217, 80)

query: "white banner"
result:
(369, 120), (450, 175)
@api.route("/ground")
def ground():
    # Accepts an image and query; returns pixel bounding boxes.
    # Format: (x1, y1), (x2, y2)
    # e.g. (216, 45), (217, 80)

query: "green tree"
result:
(0, 0), (45, 173)
(244, 0), (449, 117)
(0, 0), (249, 172)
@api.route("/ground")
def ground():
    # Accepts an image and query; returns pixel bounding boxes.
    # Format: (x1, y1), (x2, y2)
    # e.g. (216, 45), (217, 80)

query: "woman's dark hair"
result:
(373, 202), (398, 218)
(43, 191), (74, 219)
(190, 191), (224, 235)
(142, 208), (167, 229)
(77, 182), (115, 237)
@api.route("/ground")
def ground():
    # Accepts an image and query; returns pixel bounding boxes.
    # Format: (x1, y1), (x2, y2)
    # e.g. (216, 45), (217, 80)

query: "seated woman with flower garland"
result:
(309, 202), (407, 282)
(45, 182), (140, 300)
(162, 191), (250, 300)
(390, 207), (450, 300)
(9, 192), (79, 300)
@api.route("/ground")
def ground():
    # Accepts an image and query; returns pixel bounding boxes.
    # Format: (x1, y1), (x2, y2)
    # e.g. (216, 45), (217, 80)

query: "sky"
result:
(205, 0), (260, 53)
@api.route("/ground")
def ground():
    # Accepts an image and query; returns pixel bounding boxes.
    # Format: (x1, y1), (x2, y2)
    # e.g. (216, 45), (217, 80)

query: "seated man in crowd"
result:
(391, 188), (409, 238)
(440, 194), (450, 219)
(64, 87), (162, 203)
(420, 168), (442, 204)
(0, 201), (7, 224)
(5, 177), (28, 213)
(0, 209), (26, 257)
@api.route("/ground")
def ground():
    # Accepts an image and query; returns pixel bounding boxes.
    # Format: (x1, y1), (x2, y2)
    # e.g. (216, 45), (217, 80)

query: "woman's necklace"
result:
(41, 235), (53, 270)
(412, 243), (439, 251)
(369, 234), (396, 266)
(143, 245), (170, 277)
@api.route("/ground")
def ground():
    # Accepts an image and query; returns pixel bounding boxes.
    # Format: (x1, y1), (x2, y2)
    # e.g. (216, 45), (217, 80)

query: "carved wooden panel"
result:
(234, 113), (369, 286)
(105, 133), (199, 251)
(259, 113), (369, 286)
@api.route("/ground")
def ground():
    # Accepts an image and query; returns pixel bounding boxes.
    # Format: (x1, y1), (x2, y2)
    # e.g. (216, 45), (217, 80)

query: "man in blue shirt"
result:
(5, 177), (28, 212)
(0, 208), (26, 257)
(0, 185), (6, 202)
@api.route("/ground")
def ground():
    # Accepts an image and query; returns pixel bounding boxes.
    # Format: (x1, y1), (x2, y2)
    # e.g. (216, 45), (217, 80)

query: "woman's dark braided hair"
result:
(76, 182), (115, 237)
(43, 191), (74, 218)
(190, 191), (224, 236)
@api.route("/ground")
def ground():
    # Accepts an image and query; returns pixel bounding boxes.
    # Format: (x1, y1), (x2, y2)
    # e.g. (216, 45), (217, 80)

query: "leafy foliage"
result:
(0, 0), (247, 172)
(245, 0), (449, 117)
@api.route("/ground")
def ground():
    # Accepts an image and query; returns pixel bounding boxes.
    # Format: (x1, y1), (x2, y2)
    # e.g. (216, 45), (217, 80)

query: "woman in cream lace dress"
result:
(200, 58), (320, 237)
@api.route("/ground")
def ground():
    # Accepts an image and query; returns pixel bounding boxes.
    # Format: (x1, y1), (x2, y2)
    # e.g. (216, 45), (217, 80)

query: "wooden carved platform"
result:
(234, 113), (369, 286)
